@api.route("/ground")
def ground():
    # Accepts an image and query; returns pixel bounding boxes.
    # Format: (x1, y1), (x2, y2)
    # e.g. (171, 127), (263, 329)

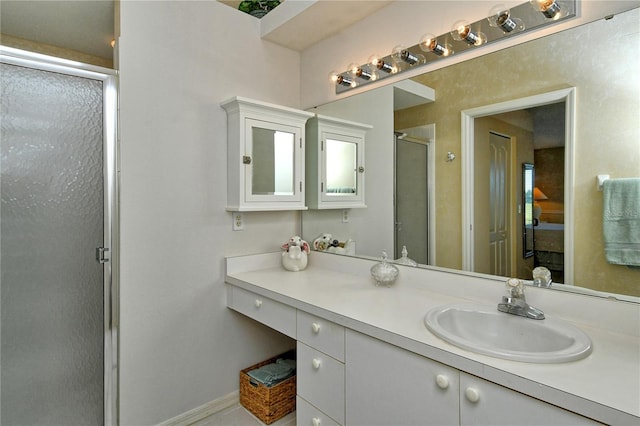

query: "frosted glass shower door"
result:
(1, 63), (105, 425)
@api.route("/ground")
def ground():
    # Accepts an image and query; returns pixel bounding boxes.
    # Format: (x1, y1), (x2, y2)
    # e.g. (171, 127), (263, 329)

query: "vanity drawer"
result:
(297, 342), (345, 425)
(227, 286), (296, 338)
(297, 396), (342, 426)
(297, 311), (345, 362)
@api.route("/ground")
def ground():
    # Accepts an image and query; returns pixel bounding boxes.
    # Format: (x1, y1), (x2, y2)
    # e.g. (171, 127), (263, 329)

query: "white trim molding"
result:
(461, 87), (576, 284)
(156, 391), (240, 426)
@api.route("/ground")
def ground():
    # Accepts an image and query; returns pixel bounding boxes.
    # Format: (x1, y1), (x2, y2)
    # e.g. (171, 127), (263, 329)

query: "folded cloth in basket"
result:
(247, 358), (296, 387)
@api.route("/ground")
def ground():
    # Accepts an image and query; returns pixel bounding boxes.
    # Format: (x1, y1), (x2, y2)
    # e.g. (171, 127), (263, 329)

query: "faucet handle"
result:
(505, 278), (525, 299)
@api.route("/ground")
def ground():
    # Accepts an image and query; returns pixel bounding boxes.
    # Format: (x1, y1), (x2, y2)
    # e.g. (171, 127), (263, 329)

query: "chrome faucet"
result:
(497, 278), (545, 320)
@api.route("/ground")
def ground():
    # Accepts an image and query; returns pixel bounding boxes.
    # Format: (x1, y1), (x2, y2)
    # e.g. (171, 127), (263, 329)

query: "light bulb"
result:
(348, 63), (376, 81)
(529, 0), (561, 19)
(488, 5), (525, 33)
(329, 70), (356, 88)
(391, 45), (425, 66)
(419, 34), (453, 57)
(450, 20), (487, 46)
(368, 54), (397, 74)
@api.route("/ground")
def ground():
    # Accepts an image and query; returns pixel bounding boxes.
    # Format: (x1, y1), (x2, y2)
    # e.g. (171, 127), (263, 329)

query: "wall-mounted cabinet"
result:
(221, 97), (314, 211)
(306, 115), (372, 209)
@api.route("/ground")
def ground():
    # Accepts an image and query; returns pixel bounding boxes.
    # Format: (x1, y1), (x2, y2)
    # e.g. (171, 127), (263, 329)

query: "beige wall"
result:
(395, 9), (639, 296)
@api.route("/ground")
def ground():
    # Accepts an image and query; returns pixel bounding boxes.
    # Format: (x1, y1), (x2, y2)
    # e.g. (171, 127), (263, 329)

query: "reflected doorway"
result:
(462, 89), (574, 284)
(394, 124), (435, 265)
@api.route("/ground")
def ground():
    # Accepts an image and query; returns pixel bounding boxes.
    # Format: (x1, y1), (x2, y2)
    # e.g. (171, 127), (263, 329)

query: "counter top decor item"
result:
(281, 235), (309, 272)
(370, 251), (399, 286)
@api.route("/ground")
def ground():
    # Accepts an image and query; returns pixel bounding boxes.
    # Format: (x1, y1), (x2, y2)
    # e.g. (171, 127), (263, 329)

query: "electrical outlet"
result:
(233, 212), (244, 231)
(342, 209), (350, 223)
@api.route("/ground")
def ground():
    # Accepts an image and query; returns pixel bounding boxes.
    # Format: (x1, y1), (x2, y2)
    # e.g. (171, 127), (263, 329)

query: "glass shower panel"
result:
(1, 63), (104, 425)
(395, 137), (429, 264)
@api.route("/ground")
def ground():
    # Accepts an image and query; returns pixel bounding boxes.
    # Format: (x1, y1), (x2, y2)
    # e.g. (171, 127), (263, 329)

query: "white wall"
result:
(117, 0), (639, 423)
(118, 1), (302, 423)
(302, 86), (395, 258)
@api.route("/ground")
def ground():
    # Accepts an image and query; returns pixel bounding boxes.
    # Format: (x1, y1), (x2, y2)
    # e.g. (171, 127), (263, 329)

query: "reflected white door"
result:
(489, 132), (511, 277)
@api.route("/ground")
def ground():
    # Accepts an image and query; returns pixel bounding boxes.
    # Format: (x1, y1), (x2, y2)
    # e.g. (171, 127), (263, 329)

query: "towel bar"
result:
(597, 174), (610, 191)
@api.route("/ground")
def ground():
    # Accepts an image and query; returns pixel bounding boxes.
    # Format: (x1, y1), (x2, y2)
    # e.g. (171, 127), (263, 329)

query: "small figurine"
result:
(313, 233), (333, 251)
(281, 235), (310, 272)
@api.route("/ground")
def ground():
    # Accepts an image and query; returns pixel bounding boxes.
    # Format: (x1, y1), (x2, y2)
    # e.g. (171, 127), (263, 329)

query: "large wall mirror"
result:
(302, 6), (639, 300)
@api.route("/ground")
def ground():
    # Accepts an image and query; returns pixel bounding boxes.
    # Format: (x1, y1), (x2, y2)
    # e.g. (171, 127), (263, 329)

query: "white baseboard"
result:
(157, 390), (239, 426)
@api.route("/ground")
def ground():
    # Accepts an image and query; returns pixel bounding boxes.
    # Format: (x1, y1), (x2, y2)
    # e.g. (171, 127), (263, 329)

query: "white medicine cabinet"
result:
(221, 96), (313, 211)
(306, 114), (372, 209)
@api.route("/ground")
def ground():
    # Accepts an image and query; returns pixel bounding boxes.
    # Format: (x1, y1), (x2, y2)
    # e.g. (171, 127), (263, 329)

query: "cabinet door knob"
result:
(312, 417), (321, 426)
(312, 322), (321, 333)
(465, 387), (480, 403)
(254, 299), (262, 308)
(435, 374), (449, 389)
(312, 358), (321, 369)
(243, 155), (252, 165)
(358, 166), (365, 173)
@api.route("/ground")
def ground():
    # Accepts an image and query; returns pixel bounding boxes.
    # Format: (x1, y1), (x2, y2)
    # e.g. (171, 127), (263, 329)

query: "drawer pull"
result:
(465, 387), (480, 403)
(312, 358), (321, 369)
(312, 417), (321, 426)
(254, 299), (263, 308)
(436, 374), (449, 389)
(312, 322), (321, 334)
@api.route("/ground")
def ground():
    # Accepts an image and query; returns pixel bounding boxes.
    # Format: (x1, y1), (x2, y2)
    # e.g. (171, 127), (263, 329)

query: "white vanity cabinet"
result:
(306, 115), (371, 209)
(345, 329), (459, 426)
(459, 373), (599, 426)
(221, 96), (314, 211)
(297, 311), (346, 426)
(346, 330), (599, 426)
(226, 286), (296, 338)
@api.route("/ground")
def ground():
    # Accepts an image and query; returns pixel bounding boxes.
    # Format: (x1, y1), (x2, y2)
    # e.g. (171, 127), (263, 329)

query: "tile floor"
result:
(192, 404), (296, 426)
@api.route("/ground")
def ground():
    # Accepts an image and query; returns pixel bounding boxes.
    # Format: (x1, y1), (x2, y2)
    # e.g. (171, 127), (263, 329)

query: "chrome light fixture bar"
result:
(334, 0), (575, 94)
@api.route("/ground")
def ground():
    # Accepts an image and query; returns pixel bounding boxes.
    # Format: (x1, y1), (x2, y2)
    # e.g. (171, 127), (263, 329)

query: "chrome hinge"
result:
(96, 247), (110, 263)
(321, 140), (324, 151)
(300, 181), (303, 192)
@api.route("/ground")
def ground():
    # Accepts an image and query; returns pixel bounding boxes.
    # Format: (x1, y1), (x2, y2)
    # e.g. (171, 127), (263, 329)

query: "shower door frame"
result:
(0, 46), (119, 426)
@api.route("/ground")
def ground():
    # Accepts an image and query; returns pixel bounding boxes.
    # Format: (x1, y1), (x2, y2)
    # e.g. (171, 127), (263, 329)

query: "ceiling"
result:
(0, 0), (115, 59)
(0, 0), (393, 61)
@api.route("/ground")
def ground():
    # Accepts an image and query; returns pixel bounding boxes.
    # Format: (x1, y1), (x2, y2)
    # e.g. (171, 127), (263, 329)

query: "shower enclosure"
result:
(0, 48), (118, 425)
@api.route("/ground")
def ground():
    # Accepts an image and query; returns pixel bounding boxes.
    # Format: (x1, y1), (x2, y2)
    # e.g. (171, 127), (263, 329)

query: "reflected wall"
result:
(394, 9), (639, 296)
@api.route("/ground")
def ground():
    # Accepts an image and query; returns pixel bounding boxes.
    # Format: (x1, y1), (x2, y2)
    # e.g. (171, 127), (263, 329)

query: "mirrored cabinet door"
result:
(245, 119), (299, 201)
(306, 115), (372, 209)
(221, 96), (313, 211)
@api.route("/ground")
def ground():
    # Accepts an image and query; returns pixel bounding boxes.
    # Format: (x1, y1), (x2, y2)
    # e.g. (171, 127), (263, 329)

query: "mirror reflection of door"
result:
(251, 126), (295, 196)
(394, 133), (429, 264)
(470, 100), (565, 281)
(325, 138), (357, 195)
(489, 132), (512, 277)
(523, 163), (535, 258)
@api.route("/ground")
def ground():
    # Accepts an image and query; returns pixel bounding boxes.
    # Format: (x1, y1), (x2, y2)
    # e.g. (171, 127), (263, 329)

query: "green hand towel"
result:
(603, 178), (640, 267)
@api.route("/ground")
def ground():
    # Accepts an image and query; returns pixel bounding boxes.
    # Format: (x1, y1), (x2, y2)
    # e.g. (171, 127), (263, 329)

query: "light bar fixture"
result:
(330, 0), (575, 93)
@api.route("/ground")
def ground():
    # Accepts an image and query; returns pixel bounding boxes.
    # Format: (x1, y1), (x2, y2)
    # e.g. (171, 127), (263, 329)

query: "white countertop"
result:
(225, 251), (640, 425)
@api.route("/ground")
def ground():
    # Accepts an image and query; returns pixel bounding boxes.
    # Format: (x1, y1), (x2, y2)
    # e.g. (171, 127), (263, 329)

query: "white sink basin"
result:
(425, 303), (592, 363)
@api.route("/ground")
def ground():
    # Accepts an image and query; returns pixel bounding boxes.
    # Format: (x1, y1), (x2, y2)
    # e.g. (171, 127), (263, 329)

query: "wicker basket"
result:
(239, 350), (296, 424)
